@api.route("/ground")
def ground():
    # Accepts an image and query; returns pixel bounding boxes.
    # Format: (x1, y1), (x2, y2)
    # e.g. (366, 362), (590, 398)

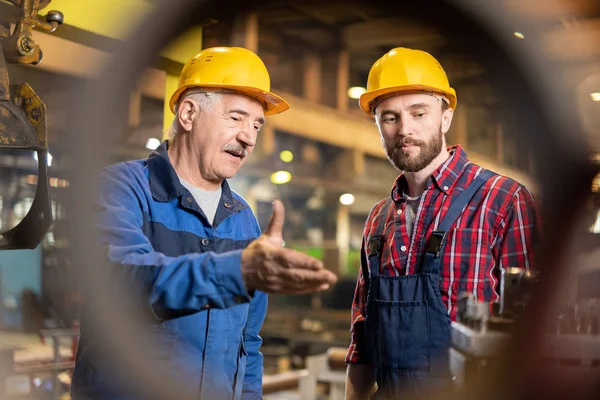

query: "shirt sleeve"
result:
(97, 165), (252, 321)
(346, 232), (370, 364)
(495, 184), (541, 272)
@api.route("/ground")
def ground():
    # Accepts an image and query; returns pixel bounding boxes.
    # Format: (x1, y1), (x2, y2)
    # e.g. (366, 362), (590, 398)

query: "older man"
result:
(345, 48), (539, 399)
(72, 46), (337, 400)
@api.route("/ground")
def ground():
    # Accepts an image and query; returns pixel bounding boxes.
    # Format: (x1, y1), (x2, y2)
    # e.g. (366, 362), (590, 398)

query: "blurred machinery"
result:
(0, 0), (64, 250)
(450, 267), (600, 385)
(1, 1), (67, 398)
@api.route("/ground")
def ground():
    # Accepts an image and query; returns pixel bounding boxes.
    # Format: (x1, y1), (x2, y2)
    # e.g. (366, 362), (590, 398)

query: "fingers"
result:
(278, 267), (337, 289)
(263, 199), (285, 238)
(261, 273), (334, 295)
(259, 250), (338, 294)
(243, 240), (338, 294)
(274, 248), (323, 270)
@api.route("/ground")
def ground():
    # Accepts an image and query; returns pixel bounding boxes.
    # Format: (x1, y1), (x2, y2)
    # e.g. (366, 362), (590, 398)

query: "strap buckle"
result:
(426, 230), (446, 258)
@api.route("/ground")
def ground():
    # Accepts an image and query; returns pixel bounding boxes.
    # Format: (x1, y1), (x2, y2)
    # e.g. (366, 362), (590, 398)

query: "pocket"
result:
(146, 326), (177, 359)
(373, 299), (430, 371)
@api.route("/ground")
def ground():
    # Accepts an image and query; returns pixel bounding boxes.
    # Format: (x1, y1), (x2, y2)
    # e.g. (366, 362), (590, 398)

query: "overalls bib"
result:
(364, 170), (493, 399)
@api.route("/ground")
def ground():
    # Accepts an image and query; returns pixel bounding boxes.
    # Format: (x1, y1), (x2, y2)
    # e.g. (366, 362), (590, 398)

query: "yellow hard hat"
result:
(169, 47), (290, 115)
(359, 47), (457, 115)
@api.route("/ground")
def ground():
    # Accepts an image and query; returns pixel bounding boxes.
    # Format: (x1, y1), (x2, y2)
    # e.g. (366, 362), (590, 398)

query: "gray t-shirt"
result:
(179, 178), (222, 226)
(403, 192), (422, 239)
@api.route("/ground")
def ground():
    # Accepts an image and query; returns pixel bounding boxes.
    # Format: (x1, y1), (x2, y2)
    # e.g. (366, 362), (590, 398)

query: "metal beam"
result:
(37, 0), (208, 65)
(231, 12), (259, 52)
(336, 50), (349, 112)
(31, 29), (166, 99)
(343, 17), (445, 49)
(39, 0), (154, 40)
(303, 54), (322, 103)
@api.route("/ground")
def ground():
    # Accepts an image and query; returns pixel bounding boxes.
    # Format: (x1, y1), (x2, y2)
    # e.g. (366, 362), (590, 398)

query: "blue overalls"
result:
(364, 170), (493, 399)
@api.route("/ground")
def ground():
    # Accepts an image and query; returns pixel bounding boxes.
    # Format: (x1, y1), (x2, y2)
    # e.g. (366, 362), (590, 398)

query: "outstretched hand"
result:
(241, 200), (337, 294)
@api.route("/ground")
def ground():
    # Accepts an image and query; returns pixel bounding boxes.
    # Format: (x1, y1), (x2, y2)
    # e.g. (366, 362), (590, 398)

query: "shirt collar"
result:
(145, 141), (245, 211)
(391, 144), (470, 201)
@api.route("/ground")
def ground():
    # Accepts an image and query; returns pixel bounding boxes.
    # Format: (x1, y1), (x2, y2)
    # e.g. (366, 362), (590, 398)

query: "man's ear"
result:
(177, 99), (197, 132)
(441, 107), (454, 134)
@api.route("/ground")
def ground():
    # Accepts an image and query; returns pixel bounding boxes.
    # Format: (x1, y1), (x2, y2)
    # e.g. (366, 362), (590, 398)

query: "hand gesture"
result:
(241, 200), (337, 294)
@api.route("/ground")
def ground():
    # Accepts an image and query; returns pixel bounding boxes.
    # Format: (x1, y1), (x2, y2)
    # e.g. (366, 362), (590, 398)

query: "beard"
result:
(383, 127), (444, 173)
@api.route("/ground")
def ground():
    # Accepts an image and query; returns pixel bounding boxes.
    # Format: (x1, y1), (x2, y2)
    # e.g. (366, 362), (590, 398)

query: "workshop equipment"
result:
(0, 0), (63, 250)
(0, 1), (69, 399)
(450, 268), (600, 385)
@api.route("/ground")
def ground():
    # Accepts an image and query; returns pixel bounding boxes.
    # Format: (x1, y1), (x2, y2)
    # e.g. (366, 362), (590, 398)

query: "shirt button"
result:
(202, 304), (210, 310)
(186, 197), (193, 203)
(397, 209), (402, 215)
(201, 238), (209, 245)
(400, 245), (407, 252)
(224, 202), (232, 209)
(443, 185), (449, 191)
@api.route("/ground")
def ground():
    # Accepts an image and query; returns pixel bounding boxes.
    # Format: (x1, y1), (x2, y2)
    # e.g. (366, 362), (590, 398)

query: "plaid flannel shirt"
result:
(346, 145), (540, 364)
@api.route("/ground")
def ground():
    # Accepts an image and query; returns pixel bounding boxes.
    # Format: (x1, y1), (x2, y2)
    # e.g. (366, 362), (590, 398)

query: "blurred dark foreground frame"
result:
(61, 0), (599, 399)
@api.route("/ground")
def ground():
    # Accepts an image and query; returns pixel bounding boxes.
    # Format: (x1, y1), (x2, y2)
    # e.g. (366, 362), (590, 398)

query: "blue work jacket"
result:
(71, 141), (267, 400)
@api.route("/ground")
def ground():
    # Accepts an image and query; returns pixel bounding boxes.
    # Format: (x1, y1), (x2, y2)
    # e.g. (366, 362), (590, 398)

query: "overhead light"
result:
(339, 193), (355, 205)
(33, 151), (52, 166)
(270, 170), (292, 184)
(280, 150), (294, 163)
(348, 86), (366, 99)
(513, 32), (525, 39)
(590, 92), (600, 102)
(146, 138), (161, 150)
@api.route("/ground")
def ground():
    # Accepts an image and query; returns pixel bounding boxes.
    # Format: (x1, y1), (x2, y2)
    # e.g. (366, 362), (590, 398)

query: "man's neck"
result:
(404, 148), (451, 198)
(167, 137), (222, 191)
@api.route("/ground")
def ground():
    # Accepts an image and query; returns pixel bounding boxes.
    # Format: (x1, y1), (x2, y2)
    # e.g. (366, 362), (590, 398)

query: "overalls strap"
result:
(363, 198), (393, 287)
(421, 169), (494, 274)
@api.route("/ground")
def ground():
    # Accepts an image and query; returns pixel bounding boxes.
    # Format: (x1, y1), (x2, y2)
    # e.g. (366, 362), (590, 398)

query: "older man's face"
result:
(190, 93), (264, 180)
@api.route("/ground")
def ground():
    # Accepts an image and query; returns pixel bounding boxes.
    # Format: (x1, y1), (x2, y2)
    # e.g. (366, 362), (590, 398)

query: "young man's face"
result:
(374, 92), (453, 172)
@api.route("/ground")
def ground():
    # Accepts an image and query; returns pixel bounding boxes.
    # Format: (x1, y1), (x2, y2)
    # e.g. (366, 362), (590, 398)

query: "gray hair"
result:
(165, 90), (226, 141)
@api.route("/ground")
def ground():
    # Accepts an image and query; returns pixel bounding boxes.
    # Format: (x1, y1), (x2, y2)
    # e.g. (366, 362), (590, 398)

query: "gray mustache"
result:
(222, 143), (248, 157)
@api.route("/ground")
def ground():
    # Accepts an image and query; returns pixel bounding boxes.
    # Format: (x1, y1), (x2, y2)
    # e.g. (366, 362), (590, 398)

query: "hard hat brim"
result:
(359, 85), (457, 116)
(169, 83), (290, 116)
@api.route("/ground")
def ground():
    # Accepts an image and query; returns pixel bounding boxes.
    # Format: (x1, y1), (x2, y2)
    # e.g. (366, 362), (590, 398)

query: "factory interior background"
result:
(0, 0), (599, 399)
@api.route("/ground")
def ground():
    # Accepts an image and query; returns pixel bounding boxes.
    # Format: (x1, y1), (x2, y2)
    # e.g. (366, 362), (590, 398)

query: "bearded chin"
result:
(386, 129), (444, 172)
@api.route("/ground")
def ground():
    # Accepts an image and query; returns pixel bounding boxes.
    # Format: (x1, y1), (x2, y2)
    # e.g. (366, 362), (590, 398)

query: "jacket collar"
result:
(145, 141), (246, 212)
